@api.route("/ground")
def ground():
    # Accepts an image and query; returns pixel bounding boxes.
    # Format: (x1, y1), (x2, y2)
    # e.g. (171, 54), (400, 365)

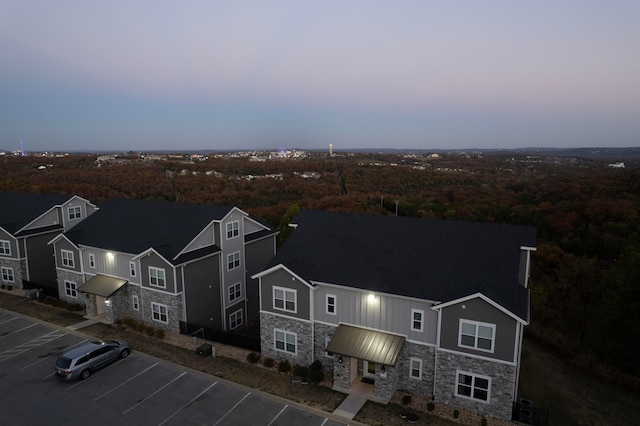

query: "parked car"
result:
(55, 340), (130, 380)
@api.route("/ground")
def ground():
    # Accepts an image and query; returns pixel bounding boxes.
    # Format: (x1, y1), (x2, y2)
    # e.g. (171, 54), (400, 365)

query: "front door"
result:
(363, 360), (376, 378)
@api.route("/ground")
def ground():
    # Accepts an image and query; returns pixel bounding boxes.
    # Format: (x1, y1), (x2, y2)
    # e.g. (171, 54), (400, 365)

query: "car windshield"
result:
(56, 357), (72, 368)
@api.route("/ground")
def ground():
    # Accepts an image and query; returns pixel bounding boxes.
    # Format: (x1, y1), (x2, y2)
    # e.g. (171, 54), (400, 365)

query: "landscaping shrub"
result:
(155, 329), (165, 339)
(246, 352), (261, 364)
(263, 357), (275, 368)
(293, 365), (310, 381)
(481, 417), (487, 426)
(145, 326), (156, 336)
(427, 402), (435, 412)
(401, 394), (412, 405)
(278, 359), (291, 373)
(453, 409), (459, 419)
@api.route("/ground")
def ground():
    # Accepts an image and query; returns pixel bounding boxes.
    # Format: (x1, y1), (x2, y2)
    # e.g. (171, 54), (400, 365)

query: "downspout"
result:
(310, 285), (315, 363)
(433, 307), (442, 398)
(514, 322), (524, 402)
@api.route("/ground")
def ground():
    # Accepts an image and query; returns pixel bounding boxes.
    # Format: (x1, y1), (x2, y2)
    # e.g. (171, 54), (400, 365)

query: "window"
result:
(326, 294), (336, 315)
(132, 295), (139, 311)
(0, 240), (11, 256)
(61, 250), (75, 268)
(411, 309), (424, 332)
(226, 221), (239, 239)
(88, 254), (95, 268)
(409, 357), (422, 379)
(149, 267), (166, 288)
(129, 262), (137, 277)
(68, 206), (82, 220)
(459, 320), (495, 352)
(64, 281), (77, 298)
(227, 252), (240, 270)
(456, 371), (491, 403)
(274, 329), (296, 354)
(1, 267), (15, 282)
(151, 302), (168, 323)
(229, 282), (241, 302)
(273, 287), (296, 313)
(229, 309), (243, 330)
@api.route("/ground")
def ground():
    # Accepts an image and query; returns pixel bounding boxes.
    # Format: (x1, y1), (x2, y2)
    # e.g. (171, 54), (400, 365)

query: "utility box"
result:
(196, 343), (213, 358)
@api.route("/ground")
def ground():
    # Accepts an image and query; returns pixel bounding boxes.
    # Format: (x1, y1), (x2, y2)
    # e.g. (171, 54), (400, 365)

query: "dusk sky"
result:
(1, 1), (639, 152)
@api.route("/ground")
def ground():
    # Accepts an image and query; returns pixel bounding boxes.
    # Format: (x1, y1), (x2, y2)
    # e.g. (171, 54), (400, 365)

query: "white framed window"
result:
(151, 302), (168, 323)
(324, 337), (332, 358)
(274, 329), (296, 354)
(409, 357), (422, 379)
(411, 309), (424, 332)
(61, 249), (75, 268)
(229, 282), (241, 303)
(326, 294), (336, 315)
(226, 221), (240, 239)
(459, 319), (495, 352)
(0, 240), (11, 256)
(149, 266), (166, 288)
(64, 280), (77, 298)
(229, 309), (243, 330)
(88, 254), (95, 268)
(456, 371), (491, 403)
(68, 206), (82, 220)
(1, 267), (15, 282)
(273, 286), (296, 313)
(129, 262), (137, 277)
(132, 295), (139, 311)
(227, 252), (240, 270)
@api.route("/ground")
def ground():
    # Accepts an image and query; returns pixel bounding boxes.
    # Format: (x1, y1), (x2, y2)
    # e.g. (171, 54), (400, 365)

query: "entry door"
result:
(363, 360), (376, 378)
(96, 296), (105, 315)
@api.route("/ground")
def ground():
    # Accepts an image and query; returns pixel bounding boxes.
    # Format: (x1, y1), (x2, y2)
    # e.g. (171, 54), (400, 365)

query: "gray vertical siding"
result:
(439, 297), (518, 363)
(313, 284), (437, 344)
(54, 238), (82, 272)
(24, 231), (59, 287)
(82, 247), (140, 284)
(139, 252), (176, 293)
(182, 253), (222, 328)
(245, 235), (276, 321)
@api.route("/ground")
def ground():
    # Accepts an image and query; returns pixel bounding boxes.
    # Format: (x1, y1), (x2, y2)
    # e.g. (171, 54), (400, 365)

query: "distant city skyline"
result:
(1, 1), (638, 152)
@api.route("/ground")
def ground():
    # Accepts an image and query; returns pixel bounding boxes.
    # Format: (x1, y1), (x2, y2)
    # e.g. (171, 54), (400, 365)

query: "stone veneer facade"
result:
(140, 287), (183, 333)
(0, 258), (24, 289)
(434, 351), (516, 419)
(56, 269), (86, 306)
(396, 341), (437, 397)
(260, 312), (313, 366)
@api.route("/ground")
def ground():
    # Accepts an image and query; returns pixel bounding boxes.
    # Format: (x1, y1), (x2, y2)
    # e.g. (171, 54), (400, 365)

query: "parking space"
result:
(0, 309), (351, 426)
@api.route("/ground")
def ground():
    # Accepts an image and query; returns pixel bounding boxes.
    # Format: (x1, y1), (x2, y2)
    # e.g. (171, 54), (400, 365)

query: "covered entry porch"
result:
(78, 274), (128, 324)
(327, 324), (405, 403)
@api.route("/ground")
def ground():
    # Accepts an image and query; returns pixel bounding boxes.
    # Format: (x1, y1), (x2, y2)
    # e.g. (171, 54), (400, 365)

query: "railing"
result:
(512, 400), (549, 426)
(179, 321), (260, 352)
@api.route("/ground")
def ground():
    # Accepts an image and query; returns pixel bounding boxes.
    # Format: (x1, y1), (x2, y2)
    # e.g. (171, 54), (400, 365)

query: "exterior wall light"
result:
(368, 294), (377, 303)
(105, 298), (111, 307)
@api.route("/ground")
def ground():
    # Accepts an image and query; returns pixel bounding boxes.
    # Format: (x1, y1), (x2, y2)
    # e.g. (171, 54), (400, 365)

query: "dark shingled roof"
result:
(63, 198), (234, 264)
(268, 210), (536, 321)
(0, 192), (71, 234)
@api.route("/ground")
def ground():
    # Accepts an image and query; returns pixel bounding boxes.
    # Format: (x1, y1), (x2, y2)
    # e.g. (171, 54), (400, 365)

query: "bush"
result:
(293, 365), (310, 381)
(310, 360), (323, 371)
(401, 394), (412, 405)
(427, 402), (435, 412)
(145, 326), (156, 336)
(308, 367), (324, 384)
(1, 284), (5, 289)
(481, 417), (487, 426)
(263, 357), (275, 368)
(246, 352), (261, 364)
(453, 409), (459, 419)
(278, 359), (291, 373)
(155, 329), (165, 339)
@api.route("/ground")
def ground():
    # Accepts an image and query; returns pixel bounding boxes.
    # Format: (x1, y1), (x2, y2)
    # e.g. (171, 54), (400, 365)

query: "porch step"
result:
(333, 394), (368, 419)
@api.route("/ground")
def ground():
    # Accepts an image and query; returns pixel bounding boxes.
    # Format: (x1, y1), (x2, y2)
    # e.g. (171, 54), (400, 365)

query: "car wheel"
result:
(80, 369), (91, 380)
(120, 349), (130, 359)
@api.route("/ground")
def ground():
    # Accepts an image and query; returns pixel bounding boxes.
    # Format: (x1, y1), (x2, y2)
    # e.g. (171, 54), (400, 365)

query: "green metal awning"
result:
(326, 324), (405, 366)
(78, 274), (127, 297)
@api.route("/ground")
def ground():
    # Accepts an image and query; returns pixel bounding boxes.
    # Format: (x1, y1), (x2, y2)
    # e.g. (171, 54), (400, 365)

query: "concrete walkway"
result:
(66, 318), (99, 331)
(333, 394), (368, 420)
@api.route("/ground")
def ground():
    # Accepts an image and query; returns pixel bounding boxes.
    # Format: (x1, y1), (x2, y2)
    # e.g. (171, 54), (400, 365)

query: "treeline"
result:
(2, 153), (639, 380)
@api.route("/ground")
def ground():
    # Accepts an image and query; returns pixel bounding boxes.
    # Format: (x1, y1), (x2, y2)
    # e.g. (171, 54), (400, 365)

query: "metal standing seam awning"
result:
(326, 324), (406, 366)
(77, 274), (128, 298)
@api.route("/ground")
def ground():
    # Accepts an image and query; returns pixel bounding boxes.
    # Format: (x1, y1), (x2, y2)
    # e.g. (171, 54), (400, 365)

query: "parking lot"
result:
(0, 309), (351, 426)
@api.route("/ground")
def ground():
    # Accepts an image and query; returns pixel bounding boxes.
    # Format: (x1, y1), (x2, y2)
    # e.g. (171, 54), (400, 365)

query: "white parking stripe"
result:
(122, 371), (187, 414)
(267, 404), (288, 426)
(94, 362), (159, 401)
(158, 381), (217, 426)
(0, 329), (67, 361)
(0, 316), (17, 325)
(213, 392), (251, 426)
(0, 323), (37, 339)
(21, 338), (88, 371)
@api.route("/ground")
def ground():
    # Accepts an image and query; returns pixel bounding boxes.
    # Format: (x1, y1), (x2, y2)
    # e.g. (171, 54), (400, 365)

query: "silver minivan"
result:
(55, 339), (130, 380)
